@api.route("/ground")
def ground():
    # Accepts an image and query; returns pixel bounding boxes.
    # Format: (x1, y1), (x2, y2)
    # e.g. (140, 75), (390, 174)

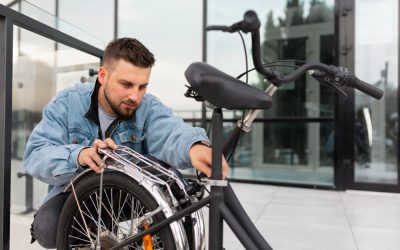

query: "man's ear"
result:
(98, 66), (107, 85)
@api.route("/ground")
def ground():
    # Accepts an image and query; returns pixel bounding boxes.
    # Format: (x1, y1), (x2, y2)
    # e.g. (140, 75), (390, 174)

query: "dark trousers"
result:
(31, 192), (70, 249)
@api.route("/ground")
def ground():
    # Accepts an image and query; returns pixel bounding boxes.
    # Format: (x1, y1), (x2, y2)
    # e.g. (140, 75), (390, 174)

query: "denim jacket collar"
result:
(84, 79), (125, 139)
(84, 78), (101, 126)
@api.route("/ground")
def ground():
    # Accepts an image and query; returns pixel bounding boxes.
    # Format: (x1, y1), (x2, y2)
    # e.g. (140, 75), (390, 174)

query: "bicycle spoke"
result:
(71, 182), (95, 247)
(71, 222), (90, 238)
(95, 169), (105, 247)
(79, 208), (108, 233)
(100, 201), (130, 233)
(67, 183), (167, 249)
(101, 189), (121, 226)
(69, 243), (92, 248)
(114, 192), (130, 231)
(68, 234), (93, 244)
(117, 194), (137, 237)
(88, 194), (108, 229)
(104, 188), (114, 231)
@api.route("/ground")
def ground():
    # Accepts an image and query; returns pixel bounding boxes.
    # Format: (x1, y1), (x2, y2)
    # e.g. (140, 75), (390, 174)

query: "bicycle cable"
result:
(236, 59), (305, 79)
(196, 31), (248, 191)
(226, 31), (248, 163)
(196, 36), (305, 185)
(225, 37), (304, 163)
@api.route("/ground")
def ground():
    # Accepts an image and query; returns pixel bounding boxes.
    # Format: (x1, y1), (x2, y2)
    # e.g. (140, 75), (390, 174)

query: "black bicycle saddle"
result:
(184, 62), (273, 109)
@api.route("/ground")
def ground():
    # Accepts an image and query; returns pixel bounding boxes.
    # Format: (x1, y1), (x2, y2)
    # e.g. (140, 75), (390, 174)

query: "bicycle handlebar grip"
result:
(332, 66), (384, 100)
(207, 10), (261, 33)
(241, 10), (261, 33)
(352, 78), (383, 100)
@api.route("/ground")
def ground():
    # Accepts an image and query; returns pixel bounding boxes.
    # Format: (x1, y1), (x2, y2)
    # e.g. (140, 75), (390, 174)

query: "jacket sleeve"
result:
(143, 96), (209, 169)
(23, 97), (85, 186)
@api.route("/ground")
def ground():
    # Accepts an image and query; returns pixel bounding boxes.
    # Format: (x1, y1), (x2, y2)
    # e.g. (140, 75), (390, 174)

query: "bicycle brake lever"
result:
(308, 70), (348, 98)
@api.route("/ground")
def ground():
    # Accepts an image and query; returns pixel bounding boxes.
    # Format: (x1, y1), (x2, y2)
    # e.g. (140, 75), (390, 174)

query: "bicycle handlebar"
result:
(207, 10), (383, 100)
(206, 10), (277, 81)
(309, 65), (384, 99)
(206, 10), (260, 33)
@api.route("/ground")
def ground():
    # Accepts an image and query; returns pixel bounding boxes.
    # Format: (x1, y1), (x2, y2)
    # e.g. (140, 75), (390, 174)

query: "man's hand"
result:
(78, 138), (118, 173)
(189, 143), (229, 179)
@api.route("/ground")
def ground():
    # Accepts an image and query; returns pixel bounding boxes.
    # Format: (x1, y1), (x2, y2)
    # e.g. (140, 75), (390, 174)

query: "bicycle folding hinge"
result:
(200, 178), (228, 186)
(236, 84), (278, 133)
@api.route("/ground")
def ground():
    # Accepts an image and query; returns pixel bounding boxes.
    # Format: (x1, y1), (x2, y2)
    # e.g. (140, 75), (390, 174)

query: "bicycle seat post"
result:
(211, 108), (223, 180)
(209, 107), (225, 249)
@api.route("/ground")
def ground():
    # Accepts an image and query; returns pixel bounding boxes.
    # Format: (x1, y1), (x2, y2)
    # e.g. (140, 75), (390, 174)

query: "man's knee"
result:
(31, 192), (69, 249)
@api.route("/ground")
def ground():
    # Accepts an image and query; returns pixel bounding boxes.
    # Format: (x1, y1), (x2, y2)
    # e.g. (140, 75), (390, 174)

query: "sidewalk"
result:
(10, 182), (400, 250)
(210, 183), (400, 250)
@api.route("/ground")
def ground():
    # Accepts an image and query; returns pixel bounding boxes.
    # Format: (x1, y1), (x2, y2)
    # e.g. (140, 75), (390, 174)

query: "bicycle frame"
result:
(104, 8), (384, 250)
(107, 8), (382, 248)
(110, 102), (276, 250)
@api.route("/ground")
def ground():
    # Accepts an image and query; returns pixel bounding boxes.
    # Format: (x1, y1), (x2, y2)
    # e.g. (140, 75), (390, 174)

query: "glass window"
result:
(208, 0), (335, 186)
(15, 0), (106, 49)
(354, 0), (398, 184)
(22, 0), (55, 14)
(10, 28), (100, 250)
(208, 0), (335, 118)
(58, 0), (114, 45)
(118, 0), (203, 118)
(0, 0), (18, 5)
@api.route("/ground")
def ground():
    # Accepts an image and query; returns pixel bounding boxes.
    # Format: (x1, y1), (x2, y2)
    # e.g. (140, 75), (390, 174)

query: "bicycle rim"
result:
(57, 172), (175, 250)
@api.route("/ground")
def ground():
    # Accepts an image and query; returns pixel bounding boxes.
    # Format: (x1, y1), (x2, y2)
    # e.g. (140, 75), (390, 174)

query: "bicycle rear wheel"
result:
(56, 171), (176, 250)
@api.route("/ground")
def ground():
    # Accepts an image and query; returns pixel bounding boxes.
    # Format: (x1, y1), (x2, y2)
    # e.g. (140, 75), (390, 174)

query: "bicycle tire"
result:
(56, 171), (176, 250)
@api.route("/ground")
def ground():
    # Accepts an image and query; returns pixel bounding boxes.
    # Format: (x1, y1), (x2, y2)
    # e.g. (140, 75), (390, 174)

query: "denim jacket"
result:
(23, 80), (208, 202)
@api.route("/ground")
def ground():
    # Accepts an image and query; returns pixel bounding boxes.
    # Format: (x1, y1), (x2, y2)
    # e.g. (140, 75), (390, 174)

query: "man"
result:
(23, 37), (228, 248)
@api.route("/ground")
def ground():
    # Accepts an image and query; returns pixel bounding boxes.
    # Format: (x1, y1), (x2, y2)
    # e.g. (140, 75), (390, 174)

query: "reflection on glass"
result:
(10, 28), (100, 249)
(208, 0), (335, 117)
(263, 37), (307, 117)
(19, 0), (105, 49)
(263, 122), (307, 165)
(0, 0), (17, 6)
(261, 3), (334, 118)
(208, 0), (335, 186)
(354, 0), (398, 185)
(226, 121), (334, 186)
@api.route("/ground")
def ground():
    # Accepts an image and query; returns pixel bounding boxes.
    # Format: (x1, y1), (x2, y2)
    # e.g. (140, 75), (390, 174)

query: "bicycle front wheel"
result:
(56, 171), (176, 250)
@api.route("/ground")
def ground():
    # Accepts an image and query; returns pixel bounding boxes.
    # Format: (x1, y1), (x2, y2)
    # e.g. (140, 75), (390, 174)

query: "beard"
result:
(103, 85), (137, 119)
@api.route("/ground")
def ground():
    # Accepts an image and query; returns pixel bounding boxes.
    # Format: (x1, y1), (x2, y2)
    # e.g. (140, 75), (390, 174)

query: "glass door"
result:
(207, 0), (336, 186)
(350, 0), (399, 191)
(256, 23), (335, 186)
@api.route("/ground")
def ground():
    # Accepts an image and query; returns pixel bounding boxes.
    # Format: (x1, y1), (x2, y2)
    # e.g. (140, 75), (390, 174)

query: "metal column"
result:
(0, 14), (13, 250)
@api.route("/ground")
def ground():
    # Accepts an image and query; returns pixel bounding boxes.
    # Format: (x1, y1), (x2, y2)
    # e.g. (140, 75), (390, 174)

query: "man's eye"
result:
(139, 85), (147, 90)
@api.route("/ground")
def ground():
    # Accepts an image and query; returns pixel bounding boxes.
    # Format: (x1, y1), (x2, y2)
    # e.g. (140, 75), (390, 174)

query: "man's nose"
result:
(127, 88), (139, 101)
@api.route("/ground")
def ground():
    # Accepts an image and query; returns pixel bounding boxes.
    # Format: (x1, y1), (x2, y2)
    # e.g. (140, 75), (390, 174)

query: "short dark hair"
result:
(103, 38), (155, 68)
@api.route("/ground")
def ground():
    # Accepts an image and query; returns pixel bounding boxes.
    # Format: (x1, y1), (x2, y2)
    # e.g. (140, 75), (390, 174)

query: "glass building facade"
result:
(354, 0), (398, 186)
(207, 0), (336, 186)
(0, 0), (399, 248)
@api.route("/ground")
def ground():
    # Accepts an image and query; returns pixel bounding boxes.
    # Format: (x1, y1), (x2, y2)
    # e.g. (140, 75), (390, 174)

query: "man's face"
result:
(98, 59), (151, 119)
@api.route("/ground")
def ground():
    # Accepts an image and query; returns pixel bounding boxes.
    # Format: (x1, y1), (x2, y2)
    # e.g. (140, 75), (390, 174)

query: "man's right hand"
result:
(77, 138), (118, 173)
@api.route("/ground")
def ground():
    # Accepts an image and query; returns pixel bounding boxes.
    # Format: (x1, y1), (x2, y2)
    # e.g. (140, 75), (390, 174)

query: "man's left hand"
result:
(189, 143), (229, 179)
